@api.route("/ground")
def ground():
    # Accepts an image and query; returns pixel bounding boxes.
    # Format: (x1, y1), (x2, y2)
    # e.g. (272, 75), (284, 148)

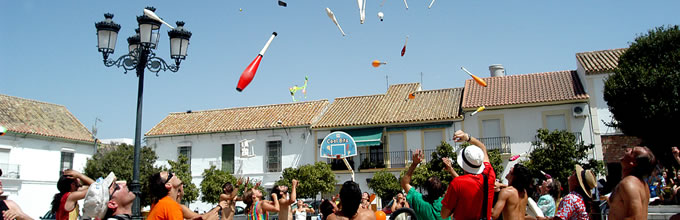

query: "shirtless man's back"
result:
(326, 209), (376, 220)
(493, 186), (528, 220)
(608, 175), (649, 220)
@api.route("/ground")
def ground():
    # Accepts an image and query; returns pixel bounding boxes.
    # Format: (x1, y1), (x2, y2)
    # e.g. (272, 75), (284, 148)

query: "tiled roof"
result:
(146, 100), (329, 136)
(0, 94), (93, 142)
(461, 70), (589, 109)
(312, 83), (463, 128)
(576, 48), (627, 74)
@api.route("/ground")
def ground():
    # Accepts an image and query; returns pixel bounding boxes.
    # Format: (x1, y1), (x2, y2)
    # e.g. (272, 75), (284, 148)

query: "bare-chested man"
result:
(492, 163), (530, 220)
(326, 181), (376, 220)
(608, 146), (656, 220)
(271, 179), (298, 220)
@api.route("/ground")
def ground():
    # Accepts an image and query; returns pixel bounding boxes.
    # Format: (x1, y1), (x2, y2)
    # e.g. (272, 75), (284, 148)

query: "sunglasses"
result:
(110, 183), (121, 200)
(165, 172), (174, 184)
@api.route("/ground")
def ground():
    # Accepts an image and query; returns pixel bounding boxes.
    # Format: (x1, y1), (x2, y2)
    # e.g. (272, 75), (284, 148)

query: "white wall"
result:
(0, 135), (94, 219)
(147, 127), (316, 213)
(461, 103), (598, 183)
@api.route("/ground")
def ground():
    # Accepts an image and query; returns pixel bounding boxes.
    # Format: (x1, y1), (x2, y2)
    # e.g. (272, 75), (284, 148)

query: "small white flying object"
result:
(378, 12), (384, 21)
(357, 0), (366, 24)
(403, 0), (409, 10)
(143, 8), (175, 29)
(325, 8), (346, 36)
(429, 0), (436, 9)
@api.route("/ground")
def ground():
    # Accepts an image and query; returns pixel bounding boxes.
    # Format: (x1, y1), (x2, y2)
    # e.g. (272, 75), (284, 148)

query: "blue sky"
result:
(1, 0), (678, 140)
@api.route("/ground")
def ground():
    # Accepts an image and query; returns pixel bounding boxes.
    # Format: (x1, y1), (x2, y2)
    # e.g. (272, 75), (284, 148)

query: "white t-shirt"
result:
(295, 209), (307, 220)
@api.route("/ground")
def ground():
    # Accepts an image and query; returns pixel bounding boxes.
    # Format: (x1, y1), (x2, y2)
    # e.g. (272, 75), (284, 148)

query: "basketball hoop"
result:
(320, 131), (358, 181)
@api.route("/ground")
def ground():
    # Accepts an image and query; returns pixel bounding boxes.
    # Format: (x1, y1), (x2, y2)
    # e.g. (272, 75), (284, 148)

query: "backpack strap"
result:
(480, 173), (488, 220)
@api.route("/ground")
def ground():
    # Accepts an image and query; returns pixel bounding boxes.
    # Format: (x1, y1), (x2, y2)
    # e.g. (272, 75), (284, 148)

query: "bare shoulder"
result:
(500, 186), (517, 198)
(620, 176), (646, 191)
(355, 209), (376, 220)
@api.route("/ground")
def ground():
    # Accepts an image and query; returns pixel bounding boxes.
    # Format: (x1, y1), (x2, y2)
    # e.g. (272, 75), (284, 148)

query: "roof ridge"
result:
(413, 87), (463, 93)
(334, 93), (387, 100)
(576, 48), (627, 56)
(0, 94), (67, 108)
(477, 70), (576, 79)
(168, 99), (329, 114)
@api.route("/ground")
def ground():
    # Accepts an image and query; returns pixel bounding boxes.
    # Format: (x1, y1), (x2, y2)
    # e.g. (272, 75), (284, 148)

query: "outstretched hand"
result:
(442, 157), (453, 170)
(412, 149), (424, 165)
(292, 179), (299, 188)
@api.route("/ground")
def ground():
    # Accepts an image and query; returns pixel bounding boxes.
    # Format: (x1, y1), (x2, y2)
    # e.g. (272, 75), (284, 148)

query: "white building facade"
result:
(0, 94), (95, 218)
(145, 101), (329, 212)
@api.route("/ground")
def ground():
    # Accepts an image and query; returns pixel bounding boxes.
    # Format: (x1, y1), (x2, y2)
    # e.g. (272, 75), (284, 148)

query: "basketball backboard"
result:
(319, 131), (358, 159)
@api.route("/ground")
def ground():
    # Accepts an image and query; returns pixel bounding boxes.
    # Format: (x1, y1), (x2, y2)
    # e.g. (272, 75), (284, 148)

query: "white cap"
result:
(83, 172), (116, 219)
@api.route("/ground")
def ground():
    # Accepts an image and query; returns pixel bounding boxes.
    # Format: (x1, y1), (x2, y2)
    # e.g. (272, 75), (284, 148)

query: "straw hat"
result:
(456, 145), (485, 175)
(574, 165), (596, 198)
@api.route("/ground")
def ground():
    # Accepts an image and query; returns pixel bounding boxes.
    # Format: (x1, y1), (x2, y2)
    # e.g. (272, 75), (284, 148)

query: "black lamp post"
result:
(95, 7), (191, 219)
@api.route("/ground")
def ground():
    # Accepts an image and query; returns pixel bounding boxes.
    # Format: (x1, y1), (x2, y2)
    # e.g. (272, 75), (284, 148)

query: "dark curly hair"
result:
(339, 181), (362, 218)
(423, 176), (446, 203)
(148, 172), (169, 204)
(510, 164), (531, 193)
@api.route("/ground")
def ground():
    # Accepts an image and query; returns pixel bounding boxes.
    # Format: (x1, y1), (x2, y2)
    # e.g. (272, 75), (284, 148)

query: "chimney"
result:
(489, 64), (505, 77)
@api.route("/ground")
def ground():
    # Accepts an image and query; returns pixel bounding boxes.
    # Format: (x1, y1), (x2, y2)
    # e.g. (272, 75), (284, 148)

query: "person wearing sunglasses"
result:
(51, 169), (95, 220)
(147, 171), (185, 220)
(103, 181), (135, 220)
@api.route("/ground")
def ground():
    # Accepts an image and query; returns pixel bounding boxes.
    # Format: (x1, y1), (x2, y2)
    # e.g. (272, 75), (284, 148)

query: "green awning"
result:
(341, 128), (383, 147)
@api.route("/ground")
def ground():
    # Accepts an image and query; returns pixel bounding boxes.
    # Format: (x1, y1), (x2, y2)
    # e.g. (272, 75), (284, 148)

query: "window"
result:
(266, 141), (282, 172)
(423, 130), (444, 151)
(60, 152), (74, 173)
(178, 146), (192, 168)
(388, 132), (406, 168)
(222, 144), (235, 173)
(482, 119), (501, 138)
(546, 114), (567, 131)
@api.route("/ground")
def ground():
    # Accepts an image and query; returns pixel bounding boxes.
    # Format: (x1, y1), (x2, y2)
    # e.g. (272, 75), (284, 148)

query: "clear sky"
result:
(1, 0), (678, 140)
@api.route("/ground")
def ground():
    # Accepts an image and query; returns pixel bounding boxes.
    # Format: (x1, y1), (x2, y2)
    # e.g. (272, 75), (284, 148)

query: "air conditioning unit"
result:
(572, 104), (588, 117)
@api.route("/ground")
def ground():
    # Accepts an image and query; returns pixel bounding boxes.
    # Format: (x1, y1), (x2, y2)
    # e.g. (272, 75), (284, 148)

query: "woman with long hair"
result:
(50, 170), (95, 220)
(242, 184), (279, 220)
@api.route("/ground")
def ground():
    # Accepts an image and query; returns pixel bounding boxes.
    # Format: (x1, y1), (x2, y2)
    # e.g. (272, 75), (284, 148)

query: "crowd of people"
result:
(5, 129), (678, 220)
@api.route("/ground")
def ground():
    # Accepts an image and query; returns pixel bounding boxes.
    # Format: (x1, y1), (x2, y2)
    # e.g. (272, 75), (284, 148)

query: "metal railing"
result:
(358, 150), (413, 170)
(478, 136), (511, 154)
(0, 163), (20, 179)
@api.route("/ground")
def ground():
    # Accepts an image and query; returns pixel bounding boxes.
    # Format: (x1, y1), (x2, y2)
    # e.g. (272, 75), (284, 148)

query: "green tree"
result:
(604, 25), (680, 160)
(367, 169), (402, 204)
(200, 166), (237, 204)
(168, 154), (198, 204)
(200, 166), (266, 204)
(275, 162), (336, 199)
(400, 141), (504, 188)
(523, 129), (602, 184)
(83, 144), (162, 207)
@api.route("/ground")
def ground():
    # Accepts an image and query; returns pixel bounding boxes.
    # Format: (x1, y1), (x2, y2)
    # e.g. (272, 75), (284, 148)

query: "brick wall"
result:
(601, 134), (642, 164)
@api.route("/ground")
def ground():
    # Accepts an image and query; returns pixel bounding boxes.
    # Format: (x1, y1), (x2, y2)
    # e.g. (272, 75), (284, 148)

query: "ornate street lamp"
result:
(95, 6), (191, 219)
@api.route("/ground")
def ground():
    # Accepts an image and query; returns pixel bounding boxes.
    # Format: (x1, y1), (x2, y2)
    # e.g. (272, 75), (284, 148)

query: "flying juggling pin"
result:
(357, 0), (366, 24)
(461, 67), (488, 87)
(236, 32), (278, 92)
(471, 106), (485, 116)
(0, 126), (7, 136)
(509, 152), (527, 161)
(401, 35), (408, 56)
(428, 0), (436, 9)
(143, 8), (175, 29)
(326, 8), (346, 36)
(403, 0), (409, 10)
(372, 60), (387, 67)
(378, 12), (384, 21)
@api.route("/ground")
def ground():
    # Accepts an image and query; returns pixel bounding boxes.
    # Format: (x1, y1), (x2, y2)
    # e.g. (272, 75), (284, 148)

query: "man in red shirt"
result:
(441, 130), (496, 220)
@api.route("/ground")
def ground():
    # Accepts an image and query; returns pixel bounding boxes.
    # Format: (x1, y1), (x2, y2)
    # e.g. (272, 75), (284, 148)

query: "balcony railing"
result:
(478, 136), (511, 154)
(0, 163), (20, 179)
(327, 149), (442, 171)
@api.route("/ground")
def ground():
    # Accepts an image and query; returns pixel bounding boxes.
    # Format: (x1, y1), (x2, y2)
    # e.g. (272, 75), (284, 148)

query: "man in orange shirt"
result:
(147, 171), (186, 220)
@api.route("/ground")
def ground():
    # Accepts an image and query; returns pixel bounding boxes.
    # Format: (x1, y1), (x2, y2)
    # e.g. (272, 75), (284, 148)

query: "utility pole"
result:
(92, 117), (102, 154)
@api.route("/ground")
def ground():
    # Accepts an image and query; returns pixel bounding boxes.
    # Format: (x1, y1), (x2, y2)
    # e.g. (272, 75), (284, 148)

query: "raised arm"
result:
(401, 149), (424, 192)
(453, 130), (489, 163)
(442, 157), (459, 178)
(289, 179), (298, 204)
(262, 193), (280, 212)
(63, 169), (95, 211)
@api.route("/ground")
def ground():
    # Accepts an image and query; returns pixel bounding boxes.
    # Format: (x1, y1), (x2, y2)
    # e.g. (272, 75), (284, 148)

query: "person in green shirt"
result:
(400, 149), (452, 220)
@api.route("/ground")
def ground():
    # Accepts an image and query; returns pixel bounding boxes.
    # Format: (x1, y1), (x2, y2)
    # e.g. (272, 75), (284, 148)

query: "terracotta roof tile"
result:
(312, 83), (463, 128)
(461, 70), (589, 109)
(146, 100), (329, 136)
(0, 94), (94, 142)
(576, 48), (627, 74)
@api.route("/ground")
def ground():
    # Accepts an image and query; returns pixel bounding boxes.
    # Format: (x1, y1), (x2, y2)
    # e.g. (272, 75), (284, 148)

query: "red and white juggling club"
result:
(236, 32), (278, 92)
